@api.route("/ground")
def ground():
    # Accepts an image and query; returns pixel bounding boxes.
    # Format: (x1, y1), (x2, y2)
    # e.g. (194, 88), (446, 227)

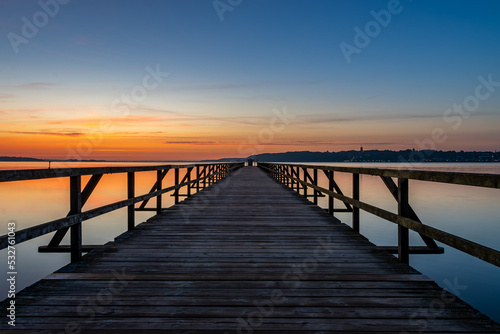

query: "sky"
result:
(1, 0), (499, 161)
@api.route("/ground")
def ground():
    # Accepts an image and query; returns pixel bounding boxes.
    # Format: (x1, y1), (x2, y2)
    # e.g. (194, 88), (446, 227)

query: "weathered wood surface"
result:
(1, 166), (498, 333)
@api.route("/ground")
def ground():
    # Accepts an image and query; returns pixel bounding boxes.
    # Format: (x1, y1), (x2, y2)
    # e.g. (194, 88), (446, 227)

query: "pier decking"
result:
(1, 166), (499, 332)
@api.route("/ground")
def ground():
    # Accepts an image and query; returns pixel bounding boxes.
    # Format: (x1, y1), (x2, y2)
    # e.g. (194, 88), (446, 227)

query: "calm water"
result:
(1, 161), (499, 322)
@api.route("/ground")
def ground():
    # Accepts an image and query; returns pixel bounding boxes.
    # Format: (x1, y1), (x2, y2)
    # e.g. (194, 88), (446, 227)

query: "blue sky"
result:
(1, 0), (499, 160)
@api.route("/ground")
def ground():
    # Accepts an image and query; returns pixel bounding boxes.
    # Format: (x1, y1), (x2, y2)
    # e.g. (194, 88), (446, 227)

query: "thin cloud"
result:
(297, 113), (442, 124)
(298, 111), (498, 124)
(136, 106), (263, 126)
(168, 79), (323, 92)
(0, 94), (15, 99)
(164, 140), (217, 145)
(1, 130), (83, 137)
(13, 82), (57, 90)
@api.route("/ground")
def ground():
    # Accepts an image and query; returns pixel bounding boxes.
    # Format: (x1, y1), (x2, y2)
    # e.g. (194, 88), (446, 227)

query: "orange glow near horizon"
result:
(2, 104), (500, 161)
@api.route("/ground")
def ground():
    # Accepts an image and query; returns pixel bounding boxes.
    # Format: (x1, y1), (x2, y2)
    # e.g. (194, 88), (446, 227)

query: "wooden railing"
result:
(0, 162), (244, 262)
(259, 163), (500, 267)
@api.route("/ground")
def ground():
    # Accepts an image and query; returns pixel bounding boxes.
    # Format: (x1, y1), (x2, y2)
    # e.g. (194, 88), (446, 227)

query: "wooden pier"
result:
(1, 165), (500, 332)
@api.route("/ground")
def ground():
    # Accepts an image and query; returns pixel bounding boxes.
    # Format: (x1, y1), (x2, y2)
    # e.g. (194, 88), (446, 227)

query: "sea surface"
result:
(0, 161), (499, 322)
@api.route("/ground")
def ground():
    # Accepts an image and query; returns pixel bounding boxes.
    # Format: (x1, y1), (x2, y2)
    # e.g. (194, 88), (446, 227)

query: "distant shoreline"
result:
(0, 157), (200, 163)
(1, 149), (499, 164)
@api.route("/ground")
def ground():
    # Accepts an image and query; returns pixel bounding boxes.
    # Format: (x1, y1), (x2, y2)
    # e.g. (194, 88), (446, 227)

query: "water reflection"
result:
(0, 162), (499, 322)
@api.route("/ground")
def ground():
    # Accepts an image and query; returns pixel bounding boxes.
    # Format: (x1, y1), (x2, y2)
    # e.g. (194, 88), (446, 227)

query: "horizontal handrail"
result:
(266, 163), (500, 189)
(259, 163), (500, 267)
(0, 163), (244, 252)
(0, 163), (227, 182)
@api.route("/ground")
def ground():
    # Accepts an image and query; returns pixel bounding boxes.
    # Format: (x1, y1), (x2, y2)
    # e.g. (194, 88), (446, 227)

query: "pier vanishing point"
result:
(1, 162), (500, 333)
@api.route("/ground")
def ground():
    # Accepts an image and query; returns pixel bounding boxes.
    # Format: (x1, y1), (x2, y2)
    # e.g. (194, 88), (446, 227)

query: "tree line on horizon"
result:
(1, 149), (499, 163)
(249, 149), (499, 163)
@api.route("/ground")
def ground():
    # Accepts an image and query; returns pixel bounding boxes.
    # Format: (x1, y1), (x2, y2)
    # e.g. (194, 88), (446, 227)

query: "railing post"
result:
(156, 169), (162, 215)
(174, 168), (180, 204)
(203, 166), (207, 188)
(294, 166), (299, 192)
(70, 175), (82, 263)
(313, 168), (318, 205)
(398, 178), (410, 264)
(353, 173), (360, 232)
(186, 168), (192, 197)
(328, 170), (334, 215)
(286, 166), (292, 187)
(302, 168), (308, 198)
(196, 166), (201, 192)
(127, 172), (135, 231)
(207, 165), (212, 186)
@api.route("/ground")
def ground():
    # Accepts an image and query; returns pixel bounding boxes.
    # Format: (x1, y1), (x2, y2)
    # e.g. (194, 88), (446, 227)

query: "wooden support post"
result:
(379, 176), (439, 249)
(127, 172), (135, 231)
(353, 173), (360, 232)
(286, 166), (291, 187)
(328, 170), (334, 215)
(302, 168), (308, 198)
(313, 169), (318, 205)
(70, 175), (82, 263)
(137, 169), (169, 211)
(288, 166), (292, 188)
(294, 167), (299, 192)
(186, 168), (192, 197)
(210, 165), (213, 184)
(398, 178), (410, 264)
(203, 166), (207, 188)
(196, 166), (200, 192)
(156, 170), (162, 215)
(174, 168), (180, 204)
(48, 174), (103, 248)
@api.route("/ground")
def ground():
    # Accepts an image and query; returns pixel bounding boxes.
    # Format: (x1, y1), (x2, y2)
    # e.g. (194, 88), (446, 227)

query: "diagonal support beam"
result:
(172, 167), (194, 198)
(302, 168), (323, 200)
(138, 169), (170, 209)
(322, 169), (353, 211)
(380, 176), (439, 249)
(47, 174), (103, 248)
